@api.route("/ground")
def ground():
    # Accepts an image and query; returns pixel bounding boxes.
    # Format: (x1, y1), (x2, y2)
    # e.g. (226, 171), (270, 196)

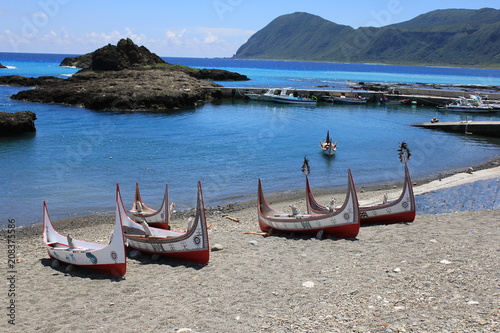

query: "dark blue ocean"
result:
(1, 53), (500, 227)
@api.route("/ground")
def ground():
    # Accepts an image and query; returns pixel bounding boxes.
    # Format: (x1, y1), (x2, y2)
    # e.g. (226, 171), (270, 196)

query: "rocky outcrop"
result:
(0, 75), (64, 86)
(11, 69), (223, 111)
(0, 111), (36, 135)
(185, 68), (249, 81)
(91, 38), (166, 71)
(59, 39), (249, 81)
(0, 63), (6, 69)
(60, 38), (166, 70)
(59, 53), (92, 68)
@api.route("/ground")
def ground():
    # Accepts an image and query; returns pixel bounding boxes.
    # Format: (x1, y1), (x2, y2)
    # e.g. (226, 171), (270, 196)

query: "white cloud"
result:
(160, 26), (255, 56)
(203, 32), (218, 44)
(0, 25), (255, 57)
(195, 27), (255, 38)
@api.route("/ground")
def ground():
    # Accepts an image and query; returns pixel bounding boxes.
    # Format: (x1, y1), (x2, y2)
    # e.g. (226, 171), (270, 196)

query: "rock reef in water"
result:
(0, 75), (64, 86)
(10, 69), (223, 111)
(0, 63), (6, 69)
(5, 39), (249, 111)
(0, 111), (37, 135)
(185, 68), (250, 81)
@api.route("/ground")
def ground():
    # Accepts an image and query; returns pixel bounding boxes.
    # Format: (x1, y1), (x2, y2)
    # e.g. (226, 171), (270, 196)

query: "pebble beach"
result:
(3, 165), (499, 333)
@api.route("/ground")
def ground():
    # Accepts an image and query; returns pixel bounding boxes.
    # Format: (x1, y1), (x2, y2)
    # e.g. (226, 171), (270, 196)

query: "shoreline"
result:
(229, 57), (500, 70)
(3, 161), (499, 332)
(3, 154), (499, 231)
(9, 156), (500, 240)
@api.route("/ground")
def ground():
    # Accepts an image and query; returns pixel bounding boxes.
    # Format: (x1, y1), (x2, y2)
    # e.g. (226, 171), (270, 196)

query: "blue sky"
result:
(0, 0), (498, 57)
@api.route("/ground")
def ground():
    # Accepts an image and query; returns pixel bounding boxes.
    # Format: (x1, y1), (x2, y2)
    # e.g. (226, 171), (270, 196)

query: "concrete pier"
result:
(202, 86), (500, 106)
(410, 121), (500, 138)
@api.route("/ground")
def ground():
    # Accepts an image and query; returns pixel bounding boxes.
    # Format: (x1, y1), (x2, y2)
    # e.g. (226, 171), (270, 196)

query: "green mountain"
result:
(233, 9), (500, 68)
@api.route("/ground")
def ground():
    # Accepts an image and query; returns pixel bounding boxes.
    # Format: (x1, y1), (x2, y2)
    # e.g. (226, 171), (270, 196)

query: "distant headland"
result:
(233, 8), (500, 69)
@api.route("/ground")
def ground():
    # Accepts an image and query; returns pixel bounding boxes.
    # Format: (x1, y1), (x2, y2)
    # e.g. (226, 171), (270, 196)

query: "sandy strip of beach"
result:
(2, 165), (499, 332)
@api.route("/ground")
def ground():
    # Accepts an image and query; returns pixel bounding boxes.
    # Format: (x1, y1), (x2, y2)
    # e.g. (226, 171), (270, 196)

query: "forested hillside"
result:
(233, 8), (500, 67)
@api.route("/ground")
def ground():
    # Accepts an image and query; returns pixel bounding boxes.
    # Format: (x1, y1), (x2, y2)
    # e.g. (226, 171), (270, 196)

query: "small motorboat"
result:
(247, 88), (317, 105)
(328, 95), (369, 104)
(440, 95), (493, 113)
(380, 96), (411, 105)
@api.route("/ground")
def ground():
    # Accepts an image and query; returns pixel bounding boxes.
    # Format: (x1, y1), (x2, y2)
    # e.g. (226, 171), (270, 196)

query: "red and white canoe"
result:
(42, 191), (127, 277)
(306, 164), (416, 225)
(258, 169), (360, 238)
(128, 183), (171, 230)
(118, 182), (210, 265)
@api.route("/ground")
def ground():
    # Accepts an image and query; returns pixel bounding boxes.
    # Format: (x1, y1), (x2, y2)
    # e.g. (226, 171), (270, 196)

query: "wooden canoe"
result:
(42, 190), (127, 277)
(118, 182), (210, 265)
(128, 183), (171, 230)
(306, 164), (416, 225)
(258, 169), (360, 238)
(319, 130), (337, 156)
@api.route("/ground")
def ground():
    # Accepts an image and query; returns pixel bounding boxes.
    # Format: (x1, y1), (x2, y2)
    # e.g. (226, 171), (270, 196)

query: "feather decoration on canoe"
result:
(301, 156), (311, 176)
(398, 141), (411, 164)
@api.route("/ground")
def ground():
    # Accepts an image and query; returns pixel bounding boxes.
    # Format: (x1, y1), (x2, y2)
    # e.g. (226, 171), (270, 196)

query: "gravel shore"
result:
(3, 166), (499, 332)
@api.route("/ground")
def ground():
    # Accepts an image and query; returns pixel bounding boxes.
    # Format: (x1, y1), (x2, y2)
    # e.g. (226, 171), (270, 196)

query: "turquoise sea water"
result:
(1, 53), (500, 227)
(416, 179), (500, 214)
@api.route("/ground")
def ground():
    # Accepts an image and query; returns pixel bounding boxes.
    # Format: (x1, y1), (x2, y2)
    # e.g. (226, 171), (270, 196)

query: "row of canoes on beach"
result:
(42, 182), (209, 278)
(42, 162), (416, 278)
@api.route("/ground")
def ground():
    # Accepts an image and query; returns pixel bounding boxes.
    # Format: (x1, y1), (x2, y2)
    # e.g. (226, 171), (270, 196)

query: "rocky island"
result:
(0, 63), (6, 69)
(0, 111), (37, 135)
(1, 39), (249, 111)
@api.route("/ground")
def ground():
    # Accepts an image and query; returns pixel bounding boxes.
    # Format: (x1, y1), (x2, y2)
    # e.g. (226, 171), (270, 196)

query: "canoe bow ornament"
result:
(301, 156), (311, 176)
(398, 141), (411, 164)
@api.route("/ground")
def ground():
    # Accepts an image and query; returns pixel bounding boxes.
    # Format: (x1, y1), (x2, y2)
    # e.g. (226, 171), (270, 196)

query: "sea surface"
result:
(1, 53), (500, 227)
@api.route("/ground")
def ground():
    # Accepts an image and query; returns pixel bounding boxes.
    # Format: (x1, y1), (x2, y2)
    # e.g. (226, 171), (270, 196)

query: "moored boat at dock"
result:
(327, 95), (369, 104)
(246, 88), (317, 105)
(439, 95), (493, 113)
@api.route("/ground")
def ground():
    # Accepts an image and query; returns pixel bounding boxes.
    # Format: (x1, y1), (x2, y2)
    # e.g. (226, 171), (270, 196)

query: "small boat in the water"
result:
(128, 183), (172, 230)
(380, 96), (411, 105)
(440, 95), (493, 113)
(257, 169), (360, 238)
(306, 142), (416, 225)
(328, 95), (369, 104)
(247, 88), (317, 105)
(42, 193), (127, 277)
(319, 130), (337, 156)
(118, 182), (210, 265)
